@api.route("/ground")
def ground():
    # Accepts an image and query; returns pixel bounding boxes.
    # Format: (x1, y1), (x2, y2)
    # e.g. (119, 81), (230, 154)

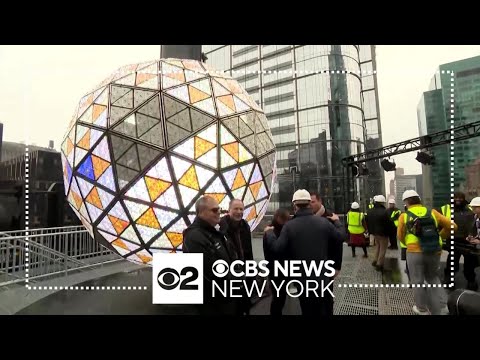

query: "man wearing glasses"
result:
(183, 196), (239, 315)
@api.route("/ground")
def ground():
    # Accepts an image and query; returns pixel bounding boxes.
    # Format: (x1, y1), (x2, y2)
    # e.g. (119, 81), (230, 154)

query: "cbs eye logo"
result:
(157, 267), (199, 290)
(212, 260), (229, 278)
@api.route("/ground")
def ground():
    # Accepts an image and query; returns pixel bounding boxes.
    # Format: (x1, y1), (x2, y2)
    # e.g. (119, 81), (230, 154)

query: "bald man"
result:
(183, 196), (239, 315)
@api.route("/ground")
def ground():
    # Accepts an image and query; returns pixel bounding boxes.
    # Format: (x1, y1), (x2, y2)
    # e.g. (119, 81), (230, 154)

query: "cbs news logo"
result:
(152, 253), (203, 304)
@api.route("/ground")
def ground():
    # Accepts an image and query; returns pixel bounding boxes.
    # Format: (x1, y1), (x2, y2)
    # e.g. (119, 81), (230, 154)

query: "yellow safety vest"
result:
(347, 211), (365, 234)
(404, 206), (442, 250)
(368, 204), (374, 209)
(441, 204), (451, 219)
(390, 209), (401, 227)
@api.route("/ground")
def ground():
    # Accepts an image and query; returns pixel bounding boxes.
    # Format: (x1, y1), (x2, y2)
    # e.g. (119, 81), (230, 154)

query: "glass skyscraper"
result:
(417, 55), (480, 207)
(203, 45), (384, 213)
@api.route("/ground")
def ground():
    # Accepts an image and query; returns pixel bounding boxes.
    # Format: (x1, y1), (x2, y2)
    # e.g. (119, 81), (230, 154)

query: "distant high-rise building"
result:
(417, 55), (480, 207)
(203, 45), (385, 212)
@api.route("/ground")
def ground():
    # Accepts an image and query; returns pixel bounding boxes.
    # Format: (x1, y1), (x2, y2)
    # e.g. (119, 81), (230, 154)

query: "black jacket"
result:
(452, 202), (475, 242)
(182, 217), (239, 315)
(366, 204), (394, 237)
(268, 208), (345, 276)
(219, 215), (253, 261)
(263, 221), (286, 274)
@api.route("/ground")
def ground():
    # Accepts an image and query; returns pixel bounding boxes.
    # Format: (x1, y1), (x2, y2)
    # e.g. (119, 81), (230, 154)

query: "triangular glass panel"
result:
(76, 177), (94, 198)
(171, 155), (193, 180)
(146, 157), (172, 182)
(97, 166), (116, 192)
(110, 106), (131, 126)
(125, 177), (150, 202)
(140, 123), (165, 148)
(196, 148), (217, 168)
(136, 113), (159, 137)
(123, 199), (149, 221)
(168, 108), (192, 131)
(120, 225), (142, 244)
(134, 89), (157, 108)
(116, 144), (139, 171)
(105, 204), (127, 228)
(195, 165), (214, 189)
(111, 86), (131, 103)
(113, 89), (133, 108)
(231, 186), (246, 201)
(221, 148), (237, 168)
(86, 203), (103, 223)
(137, 95), (161, 119)
(240, 163), (254, 183)
(222, 117), (239, 138)
(222, 168), (238, 189)
(153, 208), (178, 229)
(138, 144), (161, 170)
(166, 122), (191, 147)
(116, 165), (138, 189)
(193, 98), (216, 116)
(166, 217), (188, 234)
(113, 114), (137, 137)
(135, 224), (158, 243)
(155, 186), (179, 210)
(179, 185), (199, 208)
(163, 95), (187, 118)
(190, 108), (216, 132)
(205, 176), (226, 194)
(92, 136), (110, 162)
(173, 137), (194, 159)
(78, 155), (95, 181)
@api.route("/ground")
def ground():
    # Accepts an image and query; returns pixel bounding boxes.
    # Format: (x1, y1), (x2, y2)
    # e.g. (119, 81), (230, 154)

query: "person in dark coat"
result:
(310, 192), (334, 222)
(183, 196), (239, 315)
(443, 192), (477, 290)
(366, 195), (395, 272)
(218, 199), (253, 314)
(263, 208), (290, 315)
(219, 199), (253, 261)
(267, 189), (345, 316)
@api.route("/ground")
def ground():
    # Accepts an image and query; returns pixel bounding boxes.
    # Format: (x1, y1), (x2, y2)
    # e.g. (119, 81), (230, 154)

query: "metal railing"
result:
(0, 226), (123, 287)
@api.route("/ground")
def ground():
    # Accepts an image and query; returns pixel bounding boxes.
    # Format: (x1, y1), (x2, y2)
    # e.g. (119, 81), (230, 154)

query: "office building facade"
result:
(203, 45), (384, 213)
(417, 56), (480, 207)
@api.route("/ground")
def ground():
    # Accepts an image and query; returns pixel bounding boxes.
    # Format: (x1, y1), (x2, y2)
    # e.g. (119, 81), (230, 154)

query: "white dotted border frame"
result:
(23, 68), (453, 290)
(338, 70), (455, 289)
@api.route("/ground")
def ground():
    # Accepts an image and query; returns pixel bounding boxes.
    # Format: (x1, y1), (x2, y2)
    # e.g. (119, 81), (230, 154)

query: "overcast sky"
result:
(1, 45), (480, 193)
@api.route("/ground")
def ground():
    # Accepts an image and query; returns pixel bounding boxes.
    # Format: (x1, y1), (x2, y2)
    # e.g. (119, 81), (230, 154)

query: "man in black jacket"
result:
(183, 196), (239, 315)
(267, 189), (345, 316)
(366, 195), (394, 272)
(442, 192), (477, 290)
(219, 199), (254, 314)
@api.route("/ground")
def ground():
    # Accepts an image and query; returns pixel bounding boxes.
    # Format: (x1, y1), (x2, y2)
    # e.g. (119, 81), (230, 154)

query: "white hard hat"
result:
(388, 198), (396, 204)
(292, 189), (311, 203)
(469, 197), (480, 207)
(351, 202), (360, 209)
(375, 195), (386, 203)
(402, 189), (419, 201)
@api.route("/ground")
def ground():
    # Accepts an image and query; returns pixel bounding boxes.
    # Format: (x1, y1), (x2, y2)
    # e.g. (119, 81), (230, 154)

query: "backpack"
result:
(406, 209), (441, 253)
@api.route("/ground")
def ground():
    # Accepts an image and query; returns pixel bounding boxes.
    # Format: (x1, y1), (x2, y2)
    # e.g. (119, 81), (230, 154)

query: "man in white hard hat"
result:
(366, 194), (395, 271)
(397, 189), (455, 315)
(386, 198), (401, 250)
(465, 196), (480, 290)
(268, 189), (345, 316)
(468, 197), (480, 242)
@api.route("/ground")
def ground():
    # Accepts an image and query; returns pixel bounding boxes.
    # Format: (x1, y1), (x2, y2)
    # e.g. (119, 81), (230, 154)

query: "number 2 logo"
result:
(157, 267), (199, 290)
